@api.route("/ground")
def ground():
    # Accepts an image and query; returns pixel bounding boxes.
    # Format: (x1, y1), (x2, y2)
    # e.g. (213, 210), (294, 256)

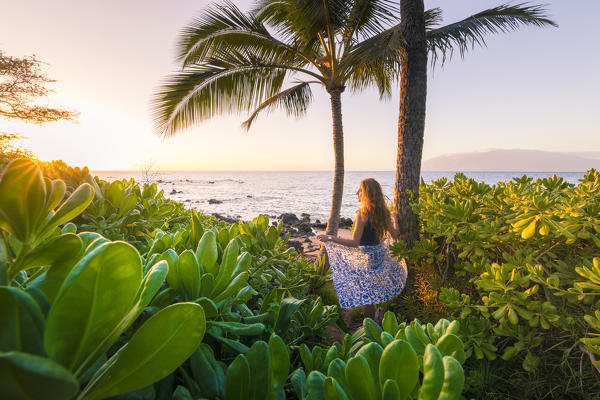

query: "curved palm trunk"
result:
(394, 0), (427, 248)
(325, 88), (345, 236)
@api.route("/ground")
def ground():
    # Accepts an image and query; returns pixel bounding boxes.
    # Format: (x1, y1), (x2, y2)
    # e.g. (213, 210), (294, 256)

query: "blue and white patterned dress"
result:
(324, 236), (407, 309)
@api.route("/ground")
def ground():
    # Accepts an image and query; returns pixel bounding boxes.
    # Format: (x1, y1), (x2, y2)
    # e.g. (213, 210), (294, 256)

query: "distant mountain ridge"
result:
(422, 149), (600, 172)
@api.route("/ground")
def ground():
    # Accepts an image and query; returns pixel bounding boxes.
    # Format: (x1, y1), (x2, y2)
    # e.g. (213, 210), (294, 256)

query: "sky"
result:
(1, 0), (599, 171)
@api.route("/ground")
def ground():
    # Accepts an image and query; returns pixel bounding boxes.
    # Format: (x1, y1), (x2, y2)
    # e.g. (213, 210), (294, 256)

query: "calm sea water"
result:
(94, 171), (586, 222)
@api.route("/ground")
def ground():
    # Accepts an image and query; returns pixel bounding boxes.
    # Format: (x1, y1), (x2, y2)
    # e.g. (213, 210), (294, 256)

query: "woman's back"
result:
(359, 219), (380, 246)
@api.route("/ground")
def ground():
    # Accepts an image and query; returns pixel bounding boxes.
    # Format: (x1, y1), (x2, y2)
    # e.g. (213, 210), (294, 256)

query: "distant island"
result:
(422, 149), (600, 172)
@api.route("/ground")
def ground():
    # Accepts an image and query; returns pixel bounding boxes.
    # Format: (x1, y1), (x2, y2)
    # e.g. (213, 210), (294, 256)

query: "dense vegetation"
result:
(1, 158), (598, 399)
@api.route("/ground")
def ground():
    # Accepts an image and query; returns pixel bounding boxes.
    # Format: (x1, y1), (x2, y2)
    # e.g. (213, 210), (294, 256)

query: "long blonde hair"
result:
(358, 178), (390, 241)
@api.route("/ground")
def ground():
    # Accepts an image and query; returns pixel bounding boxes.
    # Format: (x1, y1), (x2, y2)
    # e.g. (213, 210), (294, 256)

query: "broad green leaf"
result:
(211, 239), (240, 296)
(199, 273), (215, 298)
(382, 379), (401, 400)
(226, 355), (250, 400)
(290, 368), (307, 399)
(44, 241), (142, 375)
(382, 312), (399, 335)
(0, 351), (78, 400)
(275, 297), (305, 334)
(418, 344), (444, 400)
(43, 183), (94, 238)
(172, 385), (193, 400)
(356, 343), (383, 397)
(21, 233), (82, 271)
(323, 377), (349, 400)
(0, 159), (46, 242)
(159, 249), (179, 292)
(268, 334), (290, 398)
(178, 250), (200, 300)
(209, 320), (265, 336)
(232, 252), (252, 277)
(190, 344), (225, 399)
(82, 303), (206, 400)
(246, 341), (269, 400)
(76, 260), (169, 379)
(25, 287), (51, 317)
(0, 286), (45, 355)
(437, 356), (465, 400)
(105, 181), (124, 207)
(379, 340), (418, 399)
(306, 370), (327, 400)
(117, 193), (137, 218)
(197, 231), (218, 274)
(213, 271), (249, 303)
(195, 296), (218, 318)
(345, 355), (377, 400)
(45, 179), (66, 215)
(39, 256), (80, 303)
(435, 334), (466, 364)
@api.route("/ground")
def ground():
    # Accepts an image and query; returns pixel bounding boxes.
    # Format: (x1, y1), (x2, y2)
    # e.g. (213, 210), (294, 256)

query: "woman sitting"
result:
(317, 178), (407, 310)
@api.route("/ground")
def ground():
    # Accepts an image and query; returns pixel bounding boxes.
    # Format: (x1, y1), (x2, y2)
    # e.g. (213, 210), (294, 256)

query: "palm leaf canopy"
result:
(427, 3), (557, 65)
(152, 0), (400, 137)
(153, 1), (555, 136)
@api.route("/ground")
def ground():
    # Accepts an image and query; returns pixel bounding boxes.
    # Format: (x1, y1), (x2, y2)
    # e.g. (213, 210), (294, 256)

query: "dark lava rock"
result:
(303, 238), (311, 243)
(287, 240), (303, 255)
(208, 181), (215, 184)
(280, 227), (298, 238)
(169, 189), (182, 195)
(300, 213), (311, 222)
(246, 195), (253, 198)
(297, 222), (314, 236)
(339, 217), (353, 229)
(208, 199), (223, 204)
(211, 213), (238, 224)
(312, 220), (327, 229)
(279, 213), (300, 225)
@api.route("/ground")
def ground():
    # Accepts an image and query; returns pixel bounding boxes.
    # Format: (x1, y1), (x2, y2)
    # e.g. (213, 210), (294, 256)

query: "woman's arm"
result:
(388, 211), (400, 240)
(317, 211), (365, 247)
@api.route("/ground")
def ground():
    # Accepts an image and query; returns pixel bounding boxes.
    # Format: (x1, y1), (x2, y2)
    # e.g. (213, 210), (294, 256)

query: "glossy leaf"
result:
(44, 241), (142, 375)
(0, 351), (78, 400)
(0, 286), (45, 355)
(226, 354), (250, 400)
(379, 340), (418, 398)
(82, 303), (206, 400)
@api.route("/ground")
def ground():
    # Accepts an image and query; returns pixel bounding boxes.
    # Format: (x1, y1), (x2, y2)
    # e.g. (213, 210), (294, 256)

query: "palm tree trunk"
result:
(325, 88), (345, 236)
(394, 0), (427, 248)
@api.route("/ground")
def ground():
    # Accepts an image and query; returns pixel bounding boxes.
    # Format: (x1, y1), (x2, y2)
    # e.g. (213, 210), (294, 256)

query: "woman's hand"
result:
(317, 234), (332, 242)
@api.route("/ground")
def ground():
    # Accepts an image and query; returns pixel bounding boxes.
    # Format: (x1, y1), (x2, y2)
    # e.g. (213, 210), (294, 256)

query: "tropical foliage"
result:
(391, 171), (600, 398)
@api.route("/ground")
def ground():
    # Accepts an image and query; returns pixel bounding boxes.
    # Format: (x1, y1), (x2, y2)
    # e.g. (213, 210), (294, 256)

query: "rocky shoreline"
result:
(210, 212), (354, 259)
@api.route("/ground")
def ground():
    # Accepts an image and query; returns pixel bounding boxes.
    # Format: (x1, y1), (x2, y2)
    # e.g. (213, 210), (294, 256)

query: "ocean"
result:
(94, 171), (587, 222)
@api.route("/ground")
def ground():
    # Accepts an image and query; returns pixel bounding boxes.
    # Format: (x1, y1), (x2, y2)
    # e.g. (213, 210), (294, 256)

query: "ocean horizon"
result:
(94, 170), (589, 222)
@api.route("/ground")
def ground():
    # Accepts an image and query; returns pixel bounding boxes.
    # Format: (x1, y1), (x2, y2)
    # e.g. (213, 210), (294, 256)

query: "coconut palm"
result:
(152, 0), (400, 236)
(369, 2), (556, 245)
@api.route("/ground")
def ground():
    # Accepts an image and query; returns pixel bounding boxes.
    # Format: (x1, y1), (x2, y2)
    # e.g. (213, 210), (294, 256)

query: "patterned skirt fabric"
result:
(324, 240), (407, 309)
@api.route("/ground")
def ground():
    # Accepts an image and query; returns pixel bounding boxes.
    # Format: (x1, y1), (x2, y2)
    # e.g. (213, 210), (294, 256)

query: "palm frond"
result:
(151, 49), (319, 137)
(345, 59), (397, 99)
(424, 7), (443, 29)
(343, 0), (399, 42)
(427, 2), (557, 66)
(178, 1), (267, 63)
(242, 81), (313, 130)
(178, 0), (316, 69)
(253, 0), (347, 49)
(342, 23), (404, 74)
